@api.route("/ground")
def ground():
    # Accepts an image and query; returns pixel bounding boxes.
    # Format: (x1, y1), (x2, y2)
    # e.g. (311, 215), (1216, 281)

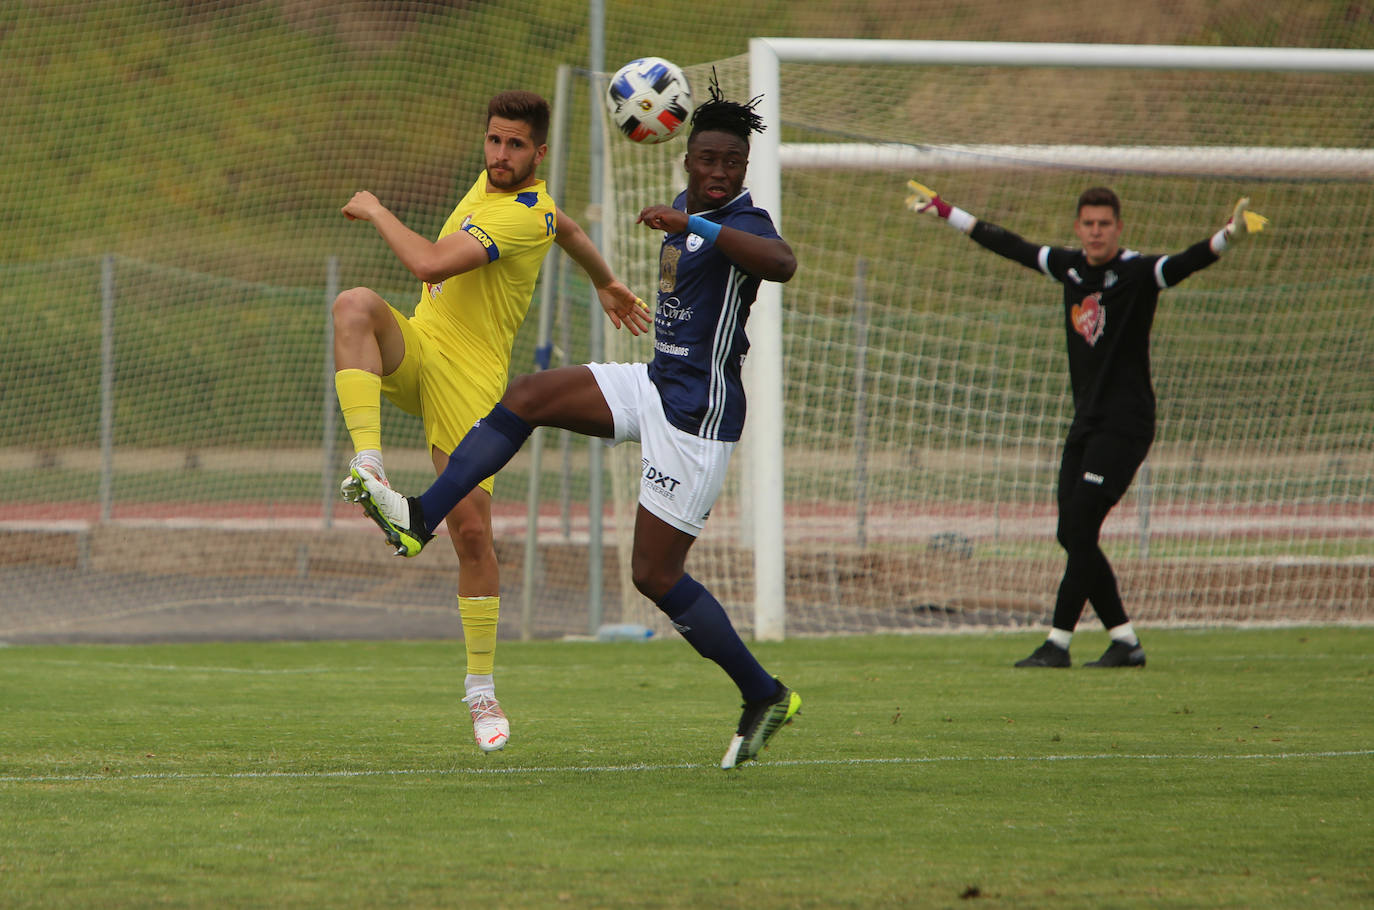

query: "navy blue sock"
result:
(418, 403), (532, 534)
(656, 574), (778, 702)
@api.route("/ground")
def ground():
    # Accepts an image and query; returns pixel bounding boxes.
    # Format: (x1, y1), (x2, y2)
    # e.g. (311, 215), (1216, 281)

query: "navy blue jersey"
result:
(646, 189), (783, 442)
(971, 222), (1218, 439)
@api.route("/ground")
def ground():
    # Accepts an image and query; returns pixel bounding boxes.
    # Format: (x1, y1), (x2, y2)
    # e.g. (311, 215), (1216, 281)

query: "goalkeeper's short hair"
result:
(1077, 186), (1121, 219)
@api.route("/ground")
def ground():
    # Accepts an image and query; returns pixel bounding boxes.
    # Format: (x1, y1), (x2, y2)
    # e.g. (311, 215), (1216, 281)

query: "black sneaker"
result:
(1084, 640), (1146, 668)
(1014, 640), (1071, 668)
(720, 679), (801, 769)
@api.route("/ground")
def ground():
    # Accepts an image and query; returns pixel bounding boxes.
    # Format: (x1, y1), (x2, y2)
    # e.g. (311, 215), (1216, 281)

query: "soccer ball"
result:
(605, 57), (693, 144)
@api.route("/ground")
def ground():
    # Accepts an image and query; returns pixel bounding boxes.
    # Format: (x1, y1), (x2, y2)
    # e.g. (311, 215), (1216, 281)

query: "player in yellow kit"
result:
(331, 90), (649, 753)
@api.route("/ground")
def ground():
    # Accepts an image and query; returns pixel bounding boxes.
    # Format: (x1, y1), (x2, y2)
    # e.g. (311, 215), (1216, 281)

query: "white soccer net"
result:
(602, 45), (1374, 636)
(4, 5), (1371, 644)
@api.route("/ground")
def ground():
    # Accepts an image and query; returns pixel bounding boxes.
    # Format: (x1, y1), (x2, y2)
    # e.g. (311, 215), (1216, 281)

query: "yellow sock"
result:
(334, 368), (383, 454)
(459, 595), (499, 676)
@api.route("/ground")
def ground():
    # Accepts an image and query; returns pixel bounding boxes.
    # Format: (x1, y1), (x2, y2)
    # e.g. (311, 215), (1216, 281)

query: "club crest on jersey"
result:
(1071, 293), (1106, 346)
(659, 244), (681, 293)
(686, 233), (704, 252)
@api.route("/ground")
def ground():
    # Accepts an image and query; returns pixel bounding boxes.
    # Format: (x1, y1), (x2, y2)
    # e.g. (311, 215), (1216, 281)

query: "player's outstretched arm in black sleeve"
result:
(904, 179), (1046, 274)
(969, 220), (1047, 272)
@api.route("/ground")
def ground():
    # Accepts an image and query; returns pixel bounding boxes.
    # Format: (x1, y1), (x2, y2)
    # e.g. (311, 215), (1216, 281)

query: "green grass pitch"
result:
(1, 628), (1370, 908)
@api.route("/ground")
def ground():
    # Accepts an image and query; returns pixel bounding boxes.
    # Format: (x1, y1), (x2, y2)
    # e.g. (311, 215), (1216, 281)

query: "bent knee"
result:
(501, 373), (543, 416)
(1056, 513), (1104, 552)
(630, 567), (661, 601)
(332, 287), (385, 326)
(631, 563), (679, 604)
(1056, 526), (1098, 553)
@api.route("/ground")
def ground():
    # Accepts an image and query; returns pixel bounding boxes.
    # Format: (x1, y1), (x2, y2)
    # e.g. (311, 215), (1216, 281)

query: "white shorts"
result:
(586, 362), (735, 537)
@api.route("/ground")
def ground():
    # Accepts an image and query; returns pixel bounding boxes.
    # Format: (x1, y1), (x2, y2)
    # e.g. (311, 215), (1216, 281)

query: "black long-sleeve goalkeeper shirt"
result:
(970, 220), (1219, 439)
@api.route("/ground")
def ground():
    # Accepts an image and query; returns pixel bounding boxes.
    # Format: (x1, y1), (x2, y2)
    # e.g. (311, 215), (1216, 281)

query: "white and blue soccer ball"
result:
(605, 57), (693, 144)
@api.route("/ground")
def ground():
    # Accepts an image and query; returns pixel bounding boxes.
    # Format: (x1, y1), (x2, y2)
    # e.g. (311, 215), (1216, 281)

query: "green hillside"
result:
(5, 0), (1371, 281)
(2, 1), (1371, 452)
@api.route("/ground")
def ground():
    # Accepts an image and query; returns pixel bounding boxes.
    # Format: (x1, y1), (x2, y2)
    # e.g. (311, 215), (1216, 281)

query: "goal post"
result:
(745, 41), (787, 640)
(753, 38), (1374, 637)
(743, 40), (1374, 637)
(602, 41), (1374, 640)
(748, 38), (1374, 71)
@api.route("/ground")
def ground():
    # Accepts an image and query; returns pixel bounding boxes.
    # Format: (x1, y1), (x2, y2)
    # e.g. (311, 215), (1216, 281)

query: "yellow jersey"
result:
(411, 171), (557, 388)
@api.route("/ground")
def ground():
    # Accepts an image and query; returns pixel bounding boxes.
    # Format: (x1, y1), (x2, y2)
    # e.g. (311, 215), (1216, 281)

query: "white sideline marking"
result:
(3, 750), (1369, 785)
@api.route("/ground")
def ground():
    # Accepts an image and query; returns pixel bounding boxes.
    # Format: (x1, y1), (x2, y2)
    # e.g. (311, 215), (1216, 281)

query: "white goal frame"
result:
(743, 38), (1374, 640)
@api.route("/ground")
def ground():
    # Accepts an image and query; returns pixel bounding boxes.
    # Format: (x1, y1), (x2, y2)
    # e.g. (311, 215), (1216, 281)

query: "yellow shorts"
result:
(380, 304), (507, 495)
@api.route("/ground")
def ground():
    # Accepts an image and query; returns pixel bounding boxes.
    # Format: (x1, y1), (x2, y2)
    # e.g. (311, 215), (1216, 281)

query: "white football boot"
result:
(463, 692), (510, 753)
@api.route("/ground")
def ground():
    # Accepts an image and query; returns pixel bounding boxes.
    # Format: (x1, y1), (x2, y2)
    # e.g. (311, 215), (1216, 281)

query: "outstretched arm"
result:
(342, 191), (490, 284)
(636, 205), (797, 283)
(554, 207), (651, 336)
(906, 180), (1048, 274)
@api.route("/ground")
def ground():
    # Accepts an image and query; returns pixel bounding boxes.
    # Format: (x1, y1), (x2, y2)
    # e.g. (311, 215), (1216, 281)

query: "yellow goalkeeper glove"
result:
(905, 179), (977, 233)
(1225, 197), (1269, 242)
(905, 180), (953, 219)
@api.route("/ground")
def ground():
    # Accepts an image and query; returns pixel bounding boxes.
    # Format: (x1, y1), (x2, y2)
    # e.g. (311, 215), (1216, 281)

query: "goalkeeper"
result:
(906, 182), (1267, 668)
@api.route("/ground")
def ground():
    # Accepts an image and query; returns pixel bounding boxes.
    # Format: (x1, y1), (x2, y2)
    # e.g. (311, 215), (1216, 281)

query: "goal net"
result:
(602, 42), (1374, 637)
(4, 10), (1371, 644)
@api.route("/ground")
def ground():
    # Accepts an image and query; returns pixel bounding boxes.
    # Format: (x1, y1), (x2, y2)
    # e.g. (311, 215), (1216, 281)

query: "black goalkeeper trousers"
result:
(1051, 427), (1152, 633)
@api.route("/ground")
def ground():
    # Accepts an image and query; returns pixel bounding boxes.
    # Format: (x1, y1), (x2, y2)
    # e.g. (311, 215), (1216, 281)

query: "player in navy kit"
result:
(905, 181), (1266, 668)
(351, 78), (801, 767)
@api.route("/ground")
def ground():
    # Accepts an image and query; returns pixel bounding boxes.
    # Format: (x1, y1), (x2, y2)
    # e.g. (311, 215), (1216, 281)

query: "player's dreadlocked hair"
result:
(688, 69), (765, 146)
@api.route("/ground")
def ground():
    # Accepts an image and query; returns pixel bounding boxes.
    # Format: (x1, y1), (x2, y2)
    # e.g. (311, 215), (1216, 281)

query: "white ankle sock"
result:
(1047, 628), (1073, 650)
(1108, 623), (1139, 646)
(465, 674), (495, 699)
